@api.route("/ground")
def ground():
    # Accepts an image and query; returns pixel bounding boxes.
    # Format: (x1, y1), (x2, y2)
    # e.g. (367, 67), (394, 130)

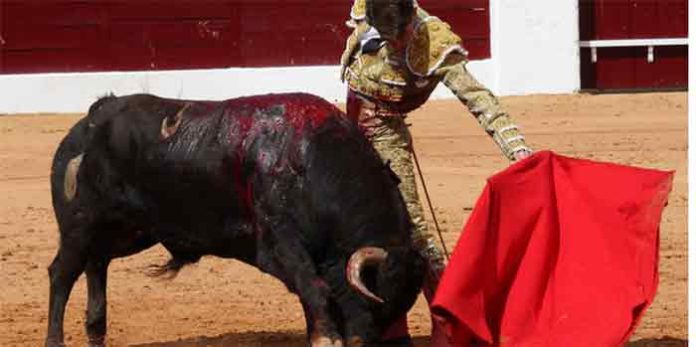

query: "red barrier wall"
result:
(0, 0), (491, 74)
(579, 0), (688, 90)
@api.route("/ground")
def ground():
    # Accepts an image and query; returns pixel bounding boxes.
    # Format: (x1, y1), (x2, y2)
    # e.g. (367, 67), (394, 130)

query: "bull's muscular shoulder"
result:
(406, 16), (468, 77)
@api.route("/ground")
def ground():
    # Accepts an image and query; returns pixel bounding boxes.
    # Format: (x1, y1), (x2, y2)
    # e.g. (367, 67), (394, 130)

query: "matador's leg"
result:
(347, 92), (450, 344)
(368, 115), (446, 300)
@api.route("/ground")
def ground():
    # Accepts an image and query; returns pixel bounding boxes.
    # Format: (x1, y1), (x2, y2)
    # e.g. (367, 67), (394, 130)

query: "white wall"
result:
(0, 61), (494, 114)
(0, 1), (579, 114)
(0, 67), (347, 114)
(489, 0), (580, 95)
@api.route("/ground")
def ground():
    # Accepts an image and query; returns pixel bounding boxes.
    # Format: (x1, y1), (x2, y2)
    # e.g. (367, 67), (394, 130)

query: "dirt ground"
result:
(0, 92), (687, 346)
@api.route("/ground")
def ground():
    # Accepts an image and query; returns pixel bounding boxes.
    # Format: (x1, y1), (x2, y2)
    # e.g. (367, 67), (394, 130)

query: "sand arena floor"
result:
(0, 92), (687, 346)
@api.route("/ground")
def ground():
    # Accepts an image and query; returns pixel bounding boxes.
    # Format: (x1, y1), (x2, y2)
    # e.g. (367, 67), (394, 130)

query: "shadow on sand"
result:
(627, 338), (688, 347)
(132, 331), (429, 347)
(132, 331), (687, 347)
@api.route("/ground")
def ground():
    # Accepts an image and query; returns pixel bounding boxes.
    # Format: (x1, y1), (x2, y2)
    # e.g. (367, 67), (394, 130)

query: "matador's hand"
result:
(513, 148), (533, 162)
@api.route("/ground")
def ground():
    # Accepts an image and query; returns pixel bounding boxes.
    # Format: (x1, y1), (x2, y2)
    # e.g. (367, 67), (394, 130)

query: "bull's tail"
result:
(50, 97), (114, 225)
(145, 253), (201, 280)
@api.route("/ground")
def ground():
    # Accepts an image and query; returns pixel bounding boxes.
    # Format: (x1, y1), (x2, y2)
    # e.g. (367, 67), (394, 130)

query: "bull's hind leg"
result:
(46, 242), (88, 347)
(46, 218), (155, 346)
(84, 258), (110, 347)
(82, 228), (156, 346)
(256, 217), (343, 347)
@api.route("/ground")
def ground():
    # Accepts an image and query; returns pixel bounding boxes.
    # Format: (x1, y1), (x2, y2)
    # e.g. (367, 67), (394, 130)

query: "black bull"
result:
(46, 93), (425, 347)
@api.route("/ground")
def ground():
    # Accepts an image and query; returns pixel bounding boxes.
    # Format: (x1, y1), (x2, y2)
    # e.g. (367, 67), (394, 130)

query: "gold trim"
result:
(406, 16), (468, 77)
(350, 0), (366, 20)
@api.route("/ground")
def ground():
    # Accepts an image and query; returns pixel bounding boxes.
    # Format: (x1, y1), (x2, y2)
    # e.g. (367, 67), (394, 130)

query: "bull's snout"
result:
(346, 246), (388, 303)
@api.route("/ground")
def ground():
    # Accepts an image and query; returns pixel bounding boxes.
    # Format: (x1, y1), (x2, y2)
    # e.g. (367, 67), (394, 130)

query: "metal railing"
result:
(579, 38), (688, 63)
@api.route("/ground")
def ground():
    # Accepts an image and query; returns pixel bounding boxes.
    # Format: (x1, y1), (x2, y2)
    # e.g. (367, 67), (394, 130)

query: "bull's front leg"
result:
(255, 217), (343, 347)
(321, 263), (380, 347)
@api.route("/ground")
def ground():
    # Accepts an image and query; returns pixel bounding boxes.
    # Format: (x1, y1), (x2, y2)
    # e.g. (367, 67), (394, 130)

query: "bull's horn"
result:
(346, 246), (388, 304)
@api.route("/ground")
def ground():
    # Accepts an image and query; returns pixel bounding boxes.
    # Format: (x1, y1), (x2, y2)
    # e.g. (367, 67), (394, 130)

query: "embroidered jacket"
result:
(340, 0), (531, 160)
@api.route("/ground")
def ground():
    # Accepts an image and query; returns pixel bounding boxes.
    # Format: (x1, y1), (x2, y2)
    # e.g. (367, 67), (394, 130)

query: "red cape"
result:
(431, 151), (674, 346)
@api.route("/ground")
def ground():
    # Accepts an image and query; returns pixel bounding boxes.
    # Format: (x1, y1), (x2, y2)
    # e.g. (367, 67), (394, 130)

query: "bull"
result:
(46, 93), (425, 347)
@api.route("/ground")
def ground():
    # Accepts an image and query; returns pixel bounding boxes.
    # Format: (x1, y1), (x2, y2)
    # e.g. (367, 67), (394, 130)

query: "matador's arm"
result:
(436, 57), (533, 161)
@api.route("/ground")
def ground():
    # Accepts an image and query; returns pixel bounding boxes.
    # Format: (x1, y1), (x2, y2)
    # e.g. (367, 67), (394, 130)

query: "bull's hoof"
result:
(310, 336), (344, 347)
(88, 335), (106, 347)
(44, 338), (66, 347)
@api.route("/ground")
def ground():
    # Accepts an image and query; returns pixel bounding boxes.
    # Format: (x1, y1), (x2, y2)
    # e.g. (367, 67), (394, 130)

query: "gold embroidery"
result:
(407, 17), (467, 77)
(340, 22), (370, 81)
(441, 63), (531, 160)
(342, 4), (461, 105)
(351, 0), (366, 20)
(346, 50), (415, 102)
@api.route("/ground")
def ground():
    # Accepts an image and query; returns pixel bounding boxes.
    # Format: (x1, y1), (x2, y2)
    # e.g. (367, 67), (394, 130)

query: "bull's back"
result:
(50, 91), (405, 264)
(220, 93), (341, 133)
(108, 92), (343, 159)
(53, 91), (352, 224)
(53, 92), (350, 205)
